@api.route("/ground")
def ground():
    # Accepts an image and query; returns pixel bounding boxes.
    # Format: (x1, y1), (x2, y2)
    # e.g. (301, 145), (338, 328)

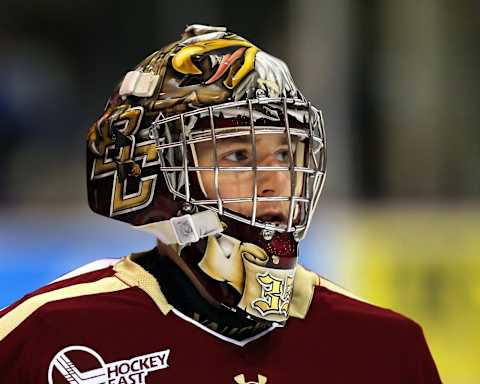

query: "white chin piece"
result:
(199, 234), (297, 323)
(132, 210), (224, 245)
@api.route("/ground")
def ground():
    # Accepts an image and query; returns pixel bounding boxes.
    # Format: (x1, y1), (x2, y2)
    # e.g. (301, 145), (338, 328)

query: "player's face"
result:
(195, 133), (296, 225)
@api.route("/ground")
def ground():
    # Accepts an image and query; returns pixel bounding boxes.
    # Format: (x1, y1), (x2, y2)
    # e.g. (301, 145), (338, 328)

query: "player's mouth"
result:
(256, 211), (288, 225)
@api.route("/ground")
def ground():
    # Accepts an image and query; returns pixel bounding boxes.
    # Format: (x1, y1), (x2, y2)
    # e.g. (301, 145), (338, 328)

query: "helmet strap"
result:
(133, 210), (224, 245)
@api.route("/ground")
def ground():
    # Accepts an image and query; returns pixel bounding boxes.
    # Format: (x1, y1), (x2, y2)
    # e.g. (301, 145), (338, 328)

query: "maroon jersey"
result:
(0, 254), (441, 384)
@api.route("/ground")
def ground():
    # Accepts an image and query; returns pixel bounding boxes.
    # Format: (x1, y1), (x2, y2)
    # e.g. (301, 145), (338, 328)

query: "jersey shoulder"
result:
(286, 270), (441, 382)
(0, 255), (171, 344)
(0, 259), (120, 340)
(310, 274), (425, 341)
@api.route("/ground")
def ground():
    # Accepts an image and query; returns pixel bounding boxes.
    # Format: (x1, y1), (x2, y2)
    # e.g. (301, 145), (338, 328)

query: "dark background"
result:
(2, 0), (479, 204)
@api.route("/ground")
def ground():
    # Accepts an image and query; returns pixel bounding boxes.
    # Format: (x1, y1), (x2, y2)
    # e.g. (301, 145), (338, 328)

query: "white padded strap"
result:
(133, 210), (223, 245)
(119, 70), (159, 97)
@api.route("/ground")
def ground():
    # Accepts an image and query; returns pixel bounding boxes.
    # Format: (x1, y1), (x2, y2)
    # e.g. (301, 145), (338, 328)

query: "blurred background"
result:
(1, 0), (479, 381)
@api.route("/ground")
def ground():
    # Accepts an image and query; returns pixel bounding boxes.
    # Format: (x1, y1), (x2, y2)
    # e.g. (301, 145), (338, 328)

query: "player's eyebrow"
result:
(216, 134), (290, 146)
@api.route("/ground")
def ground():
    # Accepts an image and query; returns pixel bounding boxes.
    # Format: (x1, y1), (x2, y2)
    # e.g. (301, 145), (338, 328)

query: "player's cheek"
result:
(197, 171), (216, 199)
(218, 172), (254, 198)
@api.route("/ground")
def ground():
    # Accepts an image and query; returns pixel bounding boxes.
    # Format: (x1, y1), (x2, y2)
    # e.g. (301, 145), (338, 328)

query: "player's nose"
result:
(256, 155), (291, 197)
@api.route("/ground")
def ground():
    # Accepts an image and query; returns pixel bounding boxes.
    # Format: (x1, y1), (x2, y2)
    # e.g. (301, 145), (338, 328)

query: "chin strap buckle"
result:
(170, 215), (200, 245)
(133, 210), (223, 245)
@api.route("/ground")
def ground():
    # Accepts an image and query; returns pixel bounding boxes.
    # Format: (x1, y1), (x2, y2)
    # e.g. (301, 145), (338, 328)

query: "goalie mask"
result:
(87, 24), (326, 324)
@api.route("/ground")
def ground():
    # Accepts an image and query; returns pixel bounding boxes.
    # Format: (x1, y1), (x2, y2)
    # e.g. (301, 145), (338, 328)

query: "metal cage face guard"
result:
(149, 97), (326, 240)
(86, 25), (329, 324)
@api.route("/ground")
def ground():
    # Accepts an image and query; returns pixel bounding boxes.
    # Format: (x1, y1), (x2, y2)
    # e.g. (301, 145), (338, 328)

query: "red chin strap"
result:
(262, 232), (297, 259)
(220, 216), (298, 270)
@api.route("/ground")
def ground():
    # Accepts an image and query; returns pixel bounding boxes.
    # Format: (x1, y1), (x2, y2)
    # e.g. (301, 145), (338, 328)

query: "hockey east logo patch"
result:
(48, 345), (170, 384)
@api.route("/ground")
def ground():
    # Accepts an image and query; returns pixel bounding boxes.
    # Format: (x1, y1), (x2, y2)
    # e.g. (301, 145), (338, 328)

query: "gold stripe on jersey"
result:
(0, 276), (129, 342)
(289, 266), (368, 319)
(289, 265), (319, 319)
(113, 253), (172, 315)
(114, 254), (325, 320)
(116, 254), (320, 320)
(318, 276), (367, 303)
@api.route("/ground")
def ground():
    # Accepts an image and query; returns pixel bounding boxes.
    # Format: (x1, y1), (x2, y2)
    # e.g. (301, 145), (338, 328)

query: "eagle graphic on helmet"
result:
(86, 24), (326, 324)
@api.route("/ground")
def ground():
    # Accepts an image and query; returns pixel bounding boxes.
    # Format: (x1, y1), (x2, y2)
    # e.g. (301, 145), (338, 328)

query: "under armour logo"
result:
(234, 373), (267, 384)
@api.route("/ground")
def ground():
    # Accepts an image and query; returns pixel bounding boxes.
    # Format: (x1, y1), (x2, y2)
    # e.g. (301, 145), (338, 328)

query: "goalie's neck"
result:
(134, 247), (270, 341)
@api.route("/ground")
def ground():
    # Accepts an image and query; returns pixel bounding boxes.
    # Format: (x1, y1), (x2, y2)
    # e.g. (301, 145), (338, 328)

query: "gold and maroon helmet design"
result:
(87, 26), (261, 224)
(86, 25), (326, 324)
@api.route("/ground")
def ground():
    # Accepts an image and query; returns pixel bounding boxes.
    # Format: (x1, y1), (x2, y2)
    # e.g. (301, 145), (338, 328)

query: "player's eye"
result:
(223, 150), (250, 162)
(275, 149), (290, 163)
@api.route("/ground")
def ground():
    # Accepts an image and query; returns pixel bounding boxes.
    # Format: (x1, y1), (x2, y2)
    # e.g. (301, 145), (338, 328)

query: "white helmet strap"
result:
(133, 210), (224, 245)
